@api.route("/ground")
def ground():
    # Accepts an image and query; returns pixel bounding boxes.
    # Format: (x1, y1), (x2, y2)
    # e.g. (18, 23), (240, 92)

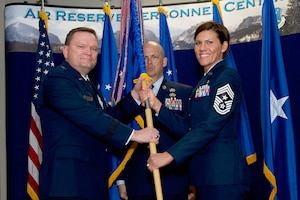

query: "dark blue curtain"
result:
(6, 33), (300, 200)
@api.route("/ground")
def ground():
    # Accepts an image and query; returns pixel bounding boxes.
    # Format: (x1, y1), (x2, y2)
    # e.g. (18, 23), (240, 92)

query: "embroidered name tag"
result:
(195, 84), (210, 98)
(83, 95), (94, 101)
(165, 97), (182, 111)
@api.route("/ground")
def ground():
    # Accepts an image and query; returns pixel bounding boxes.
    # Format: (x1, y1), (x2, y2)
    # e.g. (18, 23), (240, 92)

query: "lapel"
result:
(157, 78), (168, 101)
(90, 83), (107, 110)
(61, 61), (107, 110)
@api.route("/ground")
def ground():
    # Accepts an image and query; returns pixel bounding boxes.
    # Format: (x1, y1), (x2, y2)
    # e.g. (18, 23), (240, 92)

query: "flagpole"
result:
(41, 0), (44, 10)
(141, 75), (163, 200)
(28, 1), (55, 199)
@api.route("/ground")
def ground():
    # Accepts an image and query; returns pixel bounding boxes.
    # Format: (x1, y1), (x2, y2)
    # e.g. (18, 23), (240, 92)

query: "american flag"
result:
(27, 10), (55, 200)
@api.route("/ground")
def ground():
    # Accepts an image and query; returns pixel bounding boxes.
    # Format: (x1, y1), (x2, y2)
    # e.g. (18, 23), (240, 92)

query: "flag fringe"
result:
(263, 161), (277, 200)
(212, 0), (224, 24)
(158, 6), (168, 17)
(39, 10), (48, 32)
(27, 183), (39, 200)
(246, 153), (257, 165)
(103, 3), (112, 20)
(108, 142), (138, 188)
(108, 115), (144, 188)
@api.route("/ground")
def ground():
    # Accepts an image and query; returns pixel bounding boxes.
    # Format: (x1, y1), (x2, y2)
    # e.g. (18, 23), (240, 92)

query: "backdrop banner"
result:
(5, 1), (300, 200)
(5, 0), (292, 52)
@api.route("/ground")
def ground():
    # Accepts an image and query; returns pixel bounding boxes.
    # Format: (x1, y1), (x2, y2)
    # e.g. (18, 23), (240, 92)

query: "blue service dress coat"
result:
(122, 78), (193, 197)
(38, 61), (142, 200)
(155, 60), (250, 187)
